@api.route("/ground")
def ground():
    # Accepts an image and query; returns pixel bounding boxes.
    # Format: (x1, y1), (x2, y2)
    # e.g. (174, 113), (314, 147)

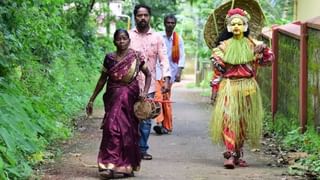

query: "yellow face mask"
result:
(229, 17), (245, 36)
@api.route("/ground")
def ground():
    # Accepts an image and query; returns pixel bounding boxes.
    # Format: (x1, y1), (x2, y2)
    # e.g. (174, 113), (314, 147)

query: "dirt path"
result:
(40, 75), (296, 180)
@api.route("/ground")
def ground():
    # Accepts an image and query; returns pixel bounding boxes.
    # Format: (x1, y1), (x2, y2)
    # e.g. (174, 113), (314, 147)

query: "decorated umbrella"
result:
(204, 0), (265, 49)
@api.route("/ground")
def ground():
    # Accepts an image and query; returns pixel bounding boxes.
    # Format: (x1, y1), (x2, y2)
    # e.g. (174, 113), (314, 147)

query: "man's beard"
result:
(136, 20), (148, 29)
(166, 27), (174, 33)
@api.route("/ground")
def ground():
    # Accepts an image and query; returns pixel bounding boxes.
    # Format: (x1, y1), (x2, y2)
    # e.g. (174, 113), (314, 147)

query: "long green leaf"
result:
(0, 156), (6, 180)
(0, 147), (16, 166)
(0, 156), (4, 173)
(0, 128), (15, 151)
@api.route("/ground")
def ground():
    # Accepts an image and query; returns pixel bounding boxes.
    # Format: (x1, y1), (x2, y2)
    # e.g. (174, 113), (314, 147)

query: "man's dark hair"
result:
(133, 4), (151, 17)
(164, 14), (177, 23)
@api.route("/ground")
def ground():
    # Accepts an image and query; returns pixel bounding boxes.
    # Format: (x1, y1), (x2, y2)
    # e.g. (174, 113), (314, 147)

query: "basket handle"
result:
(230, 0), (235, 10)
(212, 0), (235, 44)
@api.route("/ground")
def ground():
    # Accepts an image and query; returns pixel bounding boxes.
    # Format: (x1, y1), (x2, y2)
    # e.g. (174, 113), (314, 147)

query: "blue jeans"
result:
(139, 92), (155, 154)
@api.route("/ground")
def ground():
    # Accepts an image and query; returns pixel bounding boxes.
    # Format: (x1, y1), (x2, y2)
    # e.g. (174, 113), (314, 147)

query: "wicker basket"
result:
(134, 99), (161, 120)
(204, 0), (265, 49)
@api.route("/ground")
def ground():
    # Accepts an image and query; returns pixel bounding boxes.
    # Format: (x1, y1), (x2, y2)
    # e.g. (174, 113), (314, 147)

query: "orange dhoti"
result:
(154, 80), (173, 132)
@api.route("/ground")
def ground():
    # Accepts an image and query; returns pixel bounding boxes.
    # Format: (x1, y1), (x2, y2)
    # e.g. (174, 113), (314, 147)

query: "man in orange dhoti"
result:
(153, 14), (185, 135)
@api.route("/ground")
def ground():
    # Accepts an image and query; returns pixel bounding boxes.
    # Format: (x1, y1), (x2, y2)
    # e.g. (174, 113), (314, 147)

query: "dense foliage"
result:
(0, 0), (113, 179)
(1, 0), (318, 179)
(273, 22), (320, 178)
(123, 0), (179, 30)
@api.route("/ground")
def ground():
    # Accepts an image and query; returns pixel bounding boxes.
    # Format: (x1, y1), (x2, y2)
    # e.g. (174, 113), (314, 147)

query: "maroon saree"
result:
(98, 49), (143, 174)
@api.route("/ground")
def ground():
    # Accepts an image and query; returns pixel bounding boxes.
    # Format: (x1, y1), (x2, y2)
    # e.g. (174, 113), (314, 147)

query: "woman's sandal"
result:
(99, 169), (114, 179)
(123, 171), (134, 177)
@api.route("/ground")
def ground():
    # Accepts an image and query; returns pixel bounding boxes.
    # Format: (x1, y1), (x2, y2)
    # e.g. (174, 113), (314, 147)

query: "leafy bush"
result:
(0, 1), (113, 179)
(264, 113), (320, 177)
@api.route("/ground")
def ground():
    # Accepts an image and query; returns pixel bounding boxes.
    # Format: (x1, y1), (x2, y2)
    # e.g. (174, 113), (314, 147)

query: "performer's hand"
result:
(209, 80), (214, 87)
(254, 44), (267, 54)
(86, 101), (93, 116)
(255, 53), (263, 60)
(211, 57), (226, 73)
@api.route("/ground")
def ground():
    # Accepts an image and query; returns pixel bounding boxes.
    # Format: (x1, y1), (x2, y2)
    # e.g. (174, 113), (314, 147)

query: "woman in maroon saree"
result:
(86, 29), (151, 178)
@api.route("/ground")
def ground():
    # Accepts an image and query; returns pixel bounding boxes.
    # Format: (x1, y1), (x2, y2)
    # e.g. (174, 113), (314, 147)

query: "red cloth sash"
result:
(172, 32), (180, 63)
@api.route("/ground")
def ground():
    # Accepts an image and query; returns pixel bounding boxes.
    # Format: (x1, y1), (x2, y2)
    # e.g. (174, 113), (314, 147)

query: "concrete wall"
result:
(295, 0), (320, 21)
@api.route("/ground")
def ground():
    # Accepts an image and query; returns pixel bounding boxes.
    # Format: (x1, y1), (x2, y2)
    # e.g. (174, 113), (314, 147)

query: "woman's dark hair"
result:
(134, 4), (151, 17)
(113, 28), (130, 40)
(214, 28), (250, 47)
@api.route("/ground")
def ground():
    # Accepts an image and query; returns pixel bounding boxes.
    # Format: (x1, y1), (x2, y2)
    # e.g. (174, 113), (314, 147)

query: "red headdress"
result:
(226, 8), (251, 32)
